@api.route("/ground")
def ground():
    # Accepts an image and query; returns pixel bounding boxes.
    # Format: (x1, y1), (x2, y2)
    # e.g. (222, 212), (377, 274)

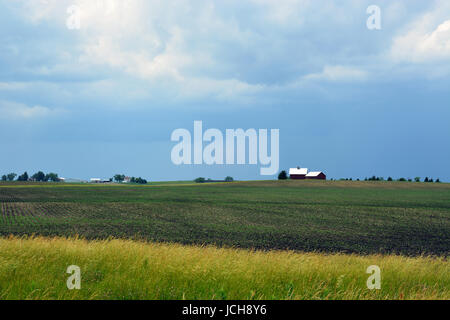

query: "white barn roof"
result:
(306, 171), (323, 177)
(289, 168), (308, 175)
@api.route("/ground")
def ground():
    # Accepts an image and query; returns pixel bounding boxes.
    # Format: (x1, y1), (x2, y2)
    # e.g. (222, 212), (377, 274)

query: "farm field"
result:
(0, 236), (448, 300)
(0, 180), (449, 256)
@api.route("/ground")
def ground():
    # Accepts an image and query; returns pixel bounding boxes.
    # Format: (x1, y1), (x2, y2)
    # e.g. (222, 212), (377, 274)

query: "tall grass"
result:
(0, 236), (448, 300)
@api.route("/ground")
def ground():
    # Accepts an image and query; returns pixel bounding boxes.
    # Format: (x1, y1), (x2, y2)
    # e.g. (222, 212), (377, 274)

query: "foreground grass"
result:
(0, 237), (448, 300)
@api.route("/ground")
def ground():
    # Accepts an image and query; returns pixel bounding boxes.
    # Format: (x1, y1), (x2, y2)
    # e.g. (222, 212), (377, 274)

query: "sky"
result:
(0, 0), (449, 181)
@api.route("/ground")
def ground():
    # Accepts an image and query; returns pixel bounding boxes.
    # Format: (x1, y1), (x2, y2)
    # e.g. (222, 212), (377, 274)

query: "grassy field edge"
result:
(0, 236), (448, 300)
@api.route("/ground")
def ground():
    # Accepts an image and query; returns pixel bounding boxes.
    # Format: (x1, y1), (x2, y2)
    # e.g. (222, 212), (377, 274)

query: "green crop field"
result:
(0, 180), (449, 256)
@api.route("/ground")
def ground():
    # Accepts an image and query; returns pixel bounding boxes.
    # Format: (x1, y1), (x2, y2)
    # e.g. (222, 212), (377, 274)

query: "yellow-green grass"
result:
(0, 236), (448, 300)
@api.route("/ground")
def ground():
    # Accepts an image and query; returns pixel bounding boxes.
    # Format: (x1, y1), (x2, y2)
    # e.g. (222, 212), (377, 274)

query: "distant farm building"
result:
(90, 178), (111, 183)
(306, 171), (327, 180)
(289, 167), (326, 180)
(123, 176), (132, 183)
(289, 167), (308, 180)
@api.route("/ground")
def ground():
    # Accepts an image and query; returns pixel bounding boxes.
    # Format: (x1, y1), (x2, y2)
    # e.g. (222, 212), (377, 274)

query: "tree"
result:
(398, 178), (406, 182)
(128, 177), (147, 184)
(225, 176), (234, 182)
(32, 171), (46, 182)
(18, 172), (28, 181)
(6, 173), (17, 181)
(414, 177), (421, 182)
(17, 171), (29, 182)
(45, 173), (59, 182)
(1, 175), (6, 182)
(114, 174), (125, 183)
(387, 177), (393, 181)
(278, 171), (288, 180)
(194, 177), (206, 183)
(134, 177), (147, 184)
(424, 177), (429, 182)
(436, 178), (441, 183)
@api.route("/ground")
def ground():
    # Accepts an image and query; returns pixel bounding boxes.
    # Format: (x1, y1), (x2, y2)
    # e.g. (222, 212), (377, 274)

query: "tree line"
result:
(361, 176), (440, 183)
(1, 171), (60, 182)
(1, 172), (149, 184)
(195, 176), (234, 183)
(277, 171), (442, 183)
(113, 174), (147, 184)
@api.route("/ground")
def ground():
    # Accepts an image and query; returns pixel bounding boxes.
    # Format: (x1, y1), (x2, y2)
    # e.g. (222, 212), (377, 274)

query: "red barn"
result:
(306, 172), (327, 180)
(289, 167), (308, 180)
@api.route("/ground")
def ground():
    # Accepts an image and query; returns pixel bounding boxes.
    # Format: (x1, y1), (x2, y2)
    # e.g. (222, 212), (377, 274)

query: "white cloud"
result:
(13, 0), (264, 98)
(303, 65), (368, 82)
(0, 100), (64, 119)
(389, 0), (450, 64)
(0, 82), (28, 91)
(6, 0), (450, 108)
(80, 31), (187, 81)
(391, 19), (450, 62)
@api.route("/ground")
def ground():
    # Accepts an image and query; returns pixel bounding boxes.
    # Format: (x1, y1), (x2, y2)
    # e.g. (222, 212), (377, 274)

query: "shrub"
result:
(135, 177), (147, 184)
(130, 177), (147, 184)
(278, 171), (288, 180)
